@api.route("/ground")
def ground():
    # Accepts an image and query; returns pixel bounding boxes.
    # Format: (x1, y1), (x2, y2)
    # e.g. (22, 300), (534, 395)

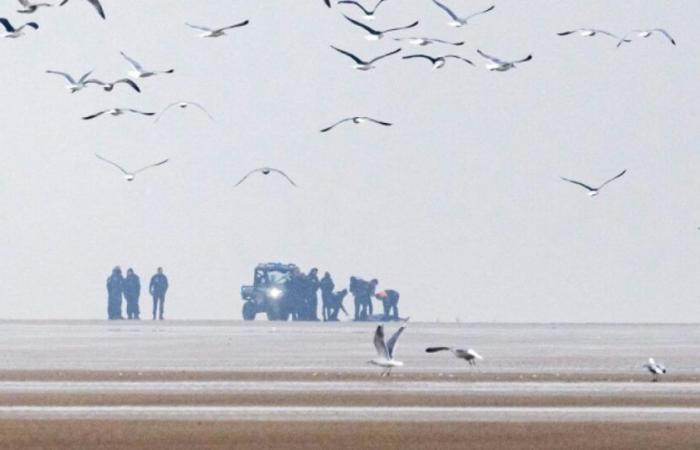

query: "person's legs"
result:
(158, 295), (165, 320)
(354, 297), (360, 320)
(152, 296), (157, 320)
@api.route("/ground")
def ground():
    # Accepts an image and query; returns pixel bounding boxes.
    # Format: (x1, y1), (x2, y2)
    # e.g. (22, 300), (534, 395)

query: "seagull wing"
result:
(0, 18), (16, 32)
(467, 349), (483, 360)
(372, 0), (387, 13)
(46, 70), (77, 84)
(465, 4), (495, 21)
(386, 320), (408, 359)
(324, 0), (331, 7)
(234, 169), (263, 187)
(373, 325), (389, 359)
(113, 78), (141, 93)
(592, 29), (624, 40)
(560, 177), (596, 192)
(82, 110), (108, 120)
(596, 169), (626, 190)
(428, 38), (464, 46)
(87, 0), (105, 19)
(330, 45), (365, 64)
(513, 54), (533, 64)
(425, 347), (451, 353)
(185, 102), (215, 121)
(431, 0), (459, 21)
(337, 1), (371, 15)
(16, 21), (39, 31)
(133, 159), (169, 175)
(154, 102), (180, 123)
(269, 168), (297, 187)
(342, 14), (379, 34)
(476, 49), (505, 64)
(126, 109), (156, 116)
(186, 22), (213, 32)
(402, 54), (438, 64)
(18, 0), (30, 7)
(320, 117), (354, 132)
(444, 55), (474, 65)
(78, 70), (94, 83)
(120, 51), (143, 71)
(219, 20), (250, 31)
(652, 28), (676, 45)
(557, 30), (578, 36)
(95, 153), (129, 175)
(361, 117), (392, 126)
(383, 20), (419, 34)
(368, 47), (401, 64)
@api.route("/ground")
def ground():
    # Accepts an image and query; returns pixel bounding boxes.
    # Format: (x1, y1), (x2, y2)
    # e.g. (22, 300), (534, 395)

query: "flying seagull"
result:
(557, 28), (631, 43)
(82, 108), (155, 120)
(154, 101), (213, 123)
(84, 78), (141, 93)
(59, 0), (105, 19)
(642, 358), (666, 382)
(324, 0), (331, 7)
(46, 69), (94, 93)
(476, 49), (532, 72)
(342, 14), (418, 40)
(320, 116), (392, 133)
(431, 0), (494, 27)
(369, 320), (409, 376)
(330, 46), (401, 70)
(426, 347), (483, 366)
(186, 20), (249, 38)
(0, 18), (38, 38)
(560, 170), (627, 197)
(235, 168), (297, 187)
(617, 29), (676, 47)
(17, 0), (52, 14)
(94, 154), (168, 182)
(120, 51), (174, 79)
(338, 0), (388, 20)
(394, 37), (464, 47)
(402, 54), (473, 70)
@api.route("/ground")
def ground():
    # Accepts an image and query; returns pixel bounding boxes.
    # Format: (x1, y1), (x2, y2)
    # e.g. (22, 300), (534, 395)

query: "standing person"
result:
(319, 272), (335, 321)
(365, 279), (378, 318)
(375, 289), (400, 321)
(287, 268), (303, 321)
(349, 276), (362, 321)
(123, 268), (141, 320)
(149, 267), (169, 320)
(106, 266), (124, 320)
(306, 268), (320, 321)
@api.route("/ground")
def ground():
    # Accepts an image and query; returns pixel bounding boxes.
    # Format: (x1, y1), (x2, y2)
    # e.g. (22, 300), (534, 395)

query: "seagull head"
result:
(261, 168), (271, 175)
(588, 190), (599, 197)
(125, 174), (135, 182)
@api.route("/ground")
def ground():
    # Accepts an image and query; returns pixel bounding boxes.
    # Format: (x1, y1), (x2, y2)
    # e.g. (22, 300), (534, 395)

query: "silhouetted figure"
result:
(329, 289), (348, 321)
(149, 267), (169, 320)
(349, 276), (362, 321)
(376, 289), (400, 321)
(320, 272), (335, 321)
(287, 268), (304, 321)
(123, 268), (141, 320)
(106, 266), (124, 320)
(363, 279), (378, 318)
(305, 268), (320, 321)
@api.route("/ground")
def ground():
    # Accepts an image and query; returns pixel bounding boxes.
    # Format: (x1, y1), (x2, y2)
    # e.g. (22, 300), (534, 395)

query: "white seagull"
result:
(617, 29), (676, 47)
(402, 54), (473, 70)
(185, 20), (249, 38)
(558, 28), (631, 43)
(560, 170), (627, 197)
(59, 0), (105, 19)
(642, 358), (667, 382)
(235, 168), (297, 187)
(338, 0), (388, 21)
(84, 77), (141, 93)
(426, 347), (483, 366)
(342, 14), (418, 40)
(94, 154), (168, 182)
(17, 0), (53, 14)
(0, 18), (38, 38)
(46, 69), (94, 93)
(321, 116), (391, 133)
(154, 101), (214, 124)
(82, 108), (155, 120)
(431, 0), (494, 27)
(476, 49), (532, 72)
(394, 37), (464, 47)
(120, 51), (174, 79)
(330, 46), (401, 71)
(369, 320), (408, 376)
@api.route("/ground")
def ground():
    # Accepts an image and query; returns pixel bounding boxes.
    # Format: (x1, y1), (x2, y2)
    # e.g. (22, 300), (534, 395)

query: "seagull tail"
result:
(425, 347), (450, 353)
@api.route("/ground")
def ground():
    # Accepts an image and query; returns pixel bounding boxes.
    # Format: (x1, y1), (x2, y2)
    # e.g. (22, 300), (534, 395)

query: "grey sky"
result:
(0, 1), (697, 321)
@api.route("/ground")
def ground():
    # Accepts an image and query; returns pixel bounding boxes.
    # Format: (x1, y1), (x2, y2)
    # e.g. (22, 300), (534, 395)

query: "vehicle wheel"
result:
(242, 302), (256, 321)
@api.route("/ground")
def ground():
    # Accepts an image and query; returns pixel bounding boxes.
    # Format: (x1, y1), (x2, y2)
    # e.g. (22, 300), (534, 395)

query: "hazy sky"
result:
(0, 0), (697, 322)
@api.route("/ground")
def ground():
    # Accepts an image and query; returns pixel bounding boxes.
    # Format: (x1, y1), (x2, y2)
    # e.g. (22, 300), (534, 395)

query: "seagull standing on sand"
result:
(342, 14), (418, 40)
(642, 358), (667, 382)
(95, 154), (168, 182)
(557, 28), (631, 43)
(330, 46), (401, 70)
(186, 20), (249, 38)
(154, 102), (213, 123)
(431, 0), (494, 27)
(394, 37), (464, 47)
(338, 0), (388, 21)
(82, 108), (155, 120)
(0, 18), (38, 38)
(560, 170), (627, 197)
(402, 54), (473, 70)
(17, 0), (52, 14)
(426, 347), (483, 366)
(46, 69), (94, 93)
(59, 0), (105, 19)
(120, 51), (174, 79)
(476, 49), (532, 71)
(84, 77), (141, 93)
(320, 116), (391, 132)
(617, 29), (676, 47)
(235, 168), (297, 187)
(369, 320), (408, 376)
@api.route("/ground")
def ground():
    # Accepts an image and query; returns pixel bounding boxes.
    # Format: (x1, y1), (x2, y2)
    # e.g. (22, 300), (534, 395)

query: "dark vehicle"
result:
(241, 262), (298, 321)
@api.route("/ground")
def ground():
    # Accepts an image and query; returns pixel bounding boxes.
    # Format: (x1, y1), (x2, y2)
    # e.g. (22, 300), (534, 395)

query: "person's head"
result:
(323, 271), (330, 278)
(113, 266), (121, 275)
(370, 279), (378, 286)
(310, 268), (318, 275)
(127, 268), (134, 275)
(157, 267), (163, 274)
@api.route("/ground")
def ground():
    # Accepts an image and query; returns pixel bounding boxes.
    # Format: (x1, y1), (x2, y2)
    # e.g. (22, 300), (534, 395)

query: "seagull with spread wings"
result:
(394, 37), (464, 47)
(403, 54), (473, 70)
(186, 20), (249, 38)
(560, 170), (627, 197)
(0, 18), (38, 38)
(46, 69), (94, 93)
(330, 46), (401, 70)
(369, 320), (409, 376)
(617, 29), (676, 47)
(59, 0), (104, 19)
(431, 0), (494, 27)
(154, 102), (213, 123)
(321, 116), (391, 133)
(82, 108), (155, 120)
(476, 49), (532, 71)
(557, 28), (631, 44)
(120, 51), (174, 79)
(342, 14), (418, 40)
(338, 0), (388, 20)
(17, 0), (52, 14)
(235, 168), (297, 187)
(95, 154), (168, 182)
(426, 347), (483, 366)
(84, 77), (141, 93)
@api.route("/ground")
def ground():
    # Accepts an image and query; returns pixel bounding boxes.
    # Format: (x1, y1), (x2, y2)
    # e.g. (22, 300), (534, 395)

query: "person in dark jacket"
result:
(349, 276), (362, 321)
(123, 268), (141, 320)
(319, 272), (335, 321)
(305, 268), (320, 321)
(375, 289), (400, 321)
(149, 267), (169, 320)
(329, 289), (348, 321)
(106, 266), (124, 320)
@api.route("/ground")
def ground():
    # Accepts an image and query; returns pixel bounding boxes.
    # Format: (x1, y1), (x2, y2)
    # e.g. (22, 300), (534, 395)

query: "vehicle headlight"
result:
(267, 287), (283, 299)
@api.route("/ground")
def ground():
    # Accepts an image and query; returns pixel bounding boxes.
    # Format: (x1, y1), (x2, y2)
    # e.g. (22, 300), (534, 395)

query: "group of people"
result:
(106, 267), (169, 320)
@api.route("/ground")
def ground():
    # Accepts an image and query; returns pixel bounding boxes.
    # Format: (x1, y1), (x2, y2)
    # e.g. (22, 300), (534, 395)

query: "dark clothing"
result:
(123, 273), (141, 319)
(152, 294), (165, 320)
(328, 289), (348, 321)
(305, 272), (320, 321)
(286, 274), (304, 321)
(377, 289), (400, 321)
(149, 273), (168, 320)
(106, 273), (124, 320)
(350, 277), (371, 321)
(320, 274), (335, 321)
